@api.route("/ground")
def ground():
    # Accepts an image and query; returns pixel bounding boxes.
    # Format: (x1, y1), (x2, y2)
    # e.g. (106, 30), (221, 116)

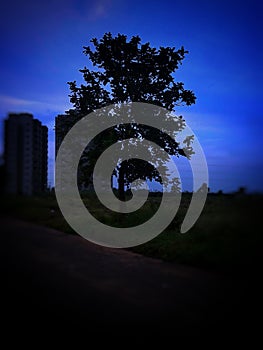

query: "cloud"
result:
(86, 0), (112, 21)
(0, 94), (71, 116)
(0, 95), (32, 107)
(175, 110), (226, 134)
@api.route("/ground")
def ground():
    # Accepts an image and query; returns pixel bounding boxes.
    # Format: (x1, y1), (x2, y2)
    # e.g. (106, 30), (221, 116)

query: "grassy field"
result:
(0, 192), (262, 273)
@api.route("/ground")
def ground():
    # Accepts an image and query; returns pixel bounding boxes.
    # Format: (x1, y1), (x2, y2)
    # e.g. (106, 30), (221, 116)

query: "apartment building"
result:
(4, 113), (48, 195)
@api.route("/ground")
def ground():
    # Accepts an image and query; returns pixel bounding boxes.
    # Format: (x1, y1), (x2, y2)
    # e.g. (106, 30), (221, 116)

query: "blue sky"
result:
(0, 0), (262, 192)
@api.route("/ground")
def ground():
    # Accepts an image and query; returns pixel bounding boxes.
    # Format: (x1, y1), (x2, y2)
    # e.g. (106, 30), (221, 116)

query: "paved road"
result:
(0, 218), (260, 335)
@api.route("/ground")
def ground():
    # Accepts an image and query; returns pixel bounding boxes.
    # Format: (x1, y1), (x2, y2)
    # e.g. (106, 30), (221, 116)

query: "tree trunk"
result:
(118, 165), (125, 201)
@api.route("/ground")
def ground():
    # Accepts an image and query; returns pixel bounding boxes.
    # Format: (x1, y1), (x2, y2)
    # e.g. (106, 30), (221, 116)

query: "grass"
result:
(1, 191), (262, 273)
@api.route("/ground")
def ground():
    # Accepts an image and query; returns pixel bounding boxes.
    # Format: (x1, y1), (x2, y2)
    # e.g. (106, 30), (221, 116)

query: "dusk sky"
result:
(0, 0), (262, 192)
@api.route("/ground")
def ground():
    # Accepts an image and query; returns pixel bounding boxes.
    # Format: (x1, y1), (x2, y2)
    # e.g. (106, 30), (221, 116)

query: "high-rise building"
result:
(4, 113), (48, 195)
(55, 114), (79, 157)
(55, 113), (94, 191)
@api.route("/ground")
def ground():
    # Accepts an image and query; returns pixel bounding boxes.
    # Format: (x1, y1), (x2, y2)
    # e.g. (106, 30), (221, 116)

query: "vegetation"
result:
(65, 33), (196, 199)
(1, 192), (262, 273)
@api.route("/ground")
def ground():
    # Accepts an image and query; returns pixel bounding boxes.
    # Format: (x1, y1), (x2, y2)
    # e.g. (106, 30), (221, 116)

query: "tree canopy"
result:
(66, 32), (196, 198)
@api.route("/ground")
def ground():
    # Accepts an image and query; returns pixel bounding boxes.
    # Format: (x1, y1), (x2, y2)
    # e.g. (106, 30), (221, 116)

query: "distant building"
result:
(55, 114), (80, 156)
(55, 113), (94, 191)
(4, 113), (48, 195)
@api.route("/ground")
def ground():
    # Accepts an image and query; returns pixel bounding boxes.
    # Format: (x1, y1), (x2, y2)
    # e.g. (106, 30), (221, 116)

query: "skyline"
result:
(0, 0), (262, 192)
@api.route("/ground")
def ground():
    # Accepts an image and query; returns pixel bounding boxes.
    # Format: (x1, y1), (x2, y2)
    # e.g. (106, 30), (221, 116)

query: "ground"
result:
(0, 217), (261, 336)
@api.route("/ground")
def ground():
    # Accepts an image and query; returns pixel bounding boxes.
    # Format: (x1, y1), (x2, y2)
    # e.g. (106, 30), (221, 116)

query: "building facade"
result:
(55, 114), (79, 157)
(55, 113), (95, 191)
(4, 113), (48, 195)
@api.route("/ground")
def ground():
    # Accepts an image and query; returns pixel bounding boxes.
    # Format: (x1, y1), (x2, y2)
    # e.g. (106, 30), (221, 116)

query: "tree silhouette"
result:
(67, 33), (196, 199)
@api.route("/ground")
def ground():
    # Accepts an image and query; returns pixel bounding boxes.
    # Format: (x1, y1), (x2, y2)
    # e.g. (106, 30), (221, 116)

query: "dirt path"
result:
(0, 218), (260, 335)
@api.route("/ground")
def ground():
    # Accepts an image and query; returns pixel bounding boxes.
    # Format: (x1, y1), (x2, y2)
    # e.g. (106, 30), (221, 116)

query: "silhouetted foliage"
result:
(237, 186), (246, 195)
(67, 33), (196, 198)
(0, 163), (5, 194)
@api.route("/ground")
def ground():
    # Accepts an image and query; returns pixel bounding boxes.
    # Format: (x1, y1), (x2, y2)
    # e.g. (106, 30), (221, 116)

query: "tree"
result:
(67, 32), (196, 199)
